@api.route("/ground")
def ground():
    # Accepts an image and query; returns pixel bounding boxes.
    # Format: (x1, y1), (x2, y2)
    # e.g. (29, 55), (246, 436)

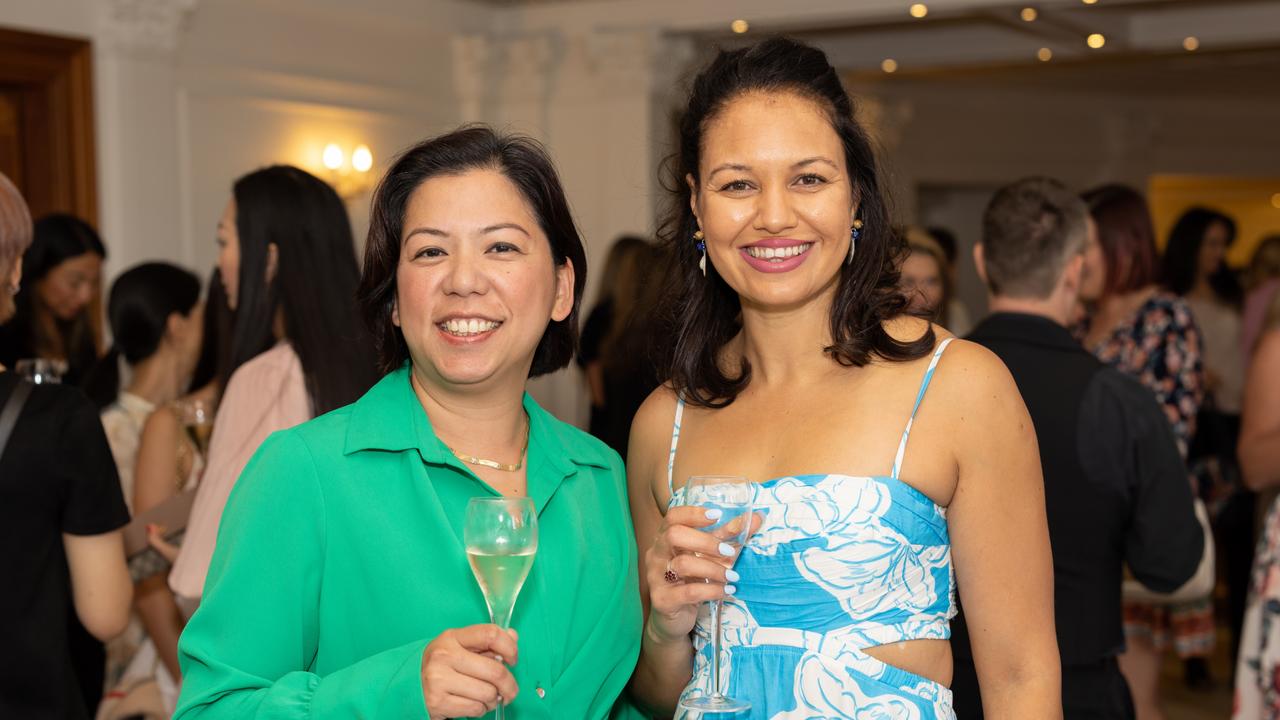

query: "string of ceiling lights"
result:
(728, 1), (1204, 74)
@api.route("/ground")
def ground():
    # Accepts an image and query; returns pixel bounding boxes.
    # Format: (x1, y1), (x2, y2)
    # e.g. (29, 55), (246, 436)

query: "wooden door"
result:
(0, 25), (97, 224)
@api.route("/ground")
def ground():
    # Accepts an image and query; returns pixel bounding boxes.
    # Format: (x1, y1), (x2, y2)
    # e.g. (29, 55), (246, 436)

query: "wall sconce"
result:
(320, 143), (374, 199)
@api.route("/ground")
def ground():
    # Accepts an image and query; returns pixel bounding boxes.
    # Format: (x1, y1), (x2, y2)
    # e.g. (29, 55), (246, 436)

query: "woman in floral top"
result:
(1078, 185), (1206, 719)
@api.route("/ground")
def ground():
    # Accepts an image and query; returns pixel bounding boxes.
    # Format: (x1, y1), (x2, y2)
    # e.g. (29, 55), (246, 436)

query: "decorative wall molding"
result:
(98, 0), (198, 58)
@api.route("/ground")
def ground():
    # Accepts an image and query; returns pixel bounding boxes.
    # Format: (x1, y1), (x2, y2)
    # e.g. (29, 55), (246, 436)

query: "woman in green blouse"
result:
(174, 126), (643, 719)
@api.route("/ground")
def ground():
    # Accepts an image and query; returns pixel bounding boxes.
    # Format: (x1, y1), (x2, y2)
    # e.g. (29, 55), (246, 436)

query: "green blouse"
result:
(174, 367), (644, 719)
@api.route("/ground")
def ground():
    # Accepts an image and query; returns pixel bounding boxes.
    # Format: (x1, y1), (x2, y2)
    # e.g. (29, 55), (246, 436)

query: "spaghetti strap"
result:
(666, 396), (686, 498)
(891, 337), (955, 480)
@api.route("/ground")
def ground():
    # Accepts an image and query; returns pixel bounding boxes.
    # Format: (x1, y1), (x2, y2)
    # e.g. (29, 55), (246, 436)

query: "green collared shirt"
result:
(175, 367), (644, 719)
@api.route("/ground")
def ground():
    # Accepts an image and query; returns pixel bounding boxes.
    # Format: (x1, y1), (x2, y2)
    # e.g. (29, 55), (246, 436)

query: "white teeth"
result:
(746, 244), (811, 260)
(441, 318), (500, 336)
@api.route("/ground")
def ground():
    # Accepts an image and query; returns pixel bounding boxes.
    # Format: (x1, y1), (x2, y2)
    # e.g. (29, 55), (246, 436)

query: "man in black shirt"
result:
(951, 177), (1204, 719)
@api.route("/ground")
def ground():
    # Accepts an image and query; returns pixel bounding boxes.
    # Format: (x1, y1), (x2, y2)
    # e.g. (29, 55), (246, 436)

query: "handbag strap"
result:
(0, 378), (33, 462)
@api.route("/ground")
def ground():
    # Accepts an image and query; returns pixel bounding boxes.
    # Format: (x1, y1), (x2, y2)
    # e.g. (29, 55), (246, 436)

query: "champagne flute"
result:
(465, 497), (538, 720)
(177, 398), (214, 457)
(678, 475), (755, 715)
(15, 358), (65, 385)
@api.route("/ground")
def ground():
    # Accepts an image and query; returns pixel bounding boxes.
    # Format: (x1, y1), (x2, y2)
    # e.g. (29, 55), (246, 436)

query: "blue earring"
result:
(848, 219), (863, 265)
(694, 229), (707, 276)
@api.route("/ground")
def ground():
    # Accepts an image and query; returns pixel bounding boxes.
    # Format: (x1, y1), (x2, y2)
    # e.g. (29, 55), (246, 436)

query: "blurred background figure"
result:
(110, 267), (233, 718)
(0, 172), (132, 720)
(89, 262), (203, 504)
(169, 165), (378, 608)
(83, 263), (218, 719)
(1079, 184), (1209, 719)
(899, 226), (953, 329)
(1233, 290), (1280, 719)
(1163, 207), (1253, 669)
(927, 225), (973, 335)
(577, 234), (663, 457)
(1242, 235), (1280, 361)
(0, 213), (106, 385)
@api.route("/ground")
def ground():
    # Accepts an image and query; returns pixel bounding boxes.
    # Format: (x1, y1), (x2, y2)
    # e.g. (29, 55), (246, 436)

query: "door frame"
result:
(0, 25), (97, 225)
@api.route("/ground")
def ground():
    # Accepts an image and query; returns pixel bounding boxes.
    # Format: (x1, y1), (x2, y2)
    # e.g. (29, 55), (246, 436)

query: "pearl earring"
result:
(693, 229), (706, 276)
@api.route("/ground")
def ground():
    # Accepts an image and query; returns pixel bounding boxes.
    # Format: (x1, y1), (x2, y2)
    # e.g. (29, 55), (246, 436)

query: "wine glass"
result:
(15, 358), (65, 384)
(678, 475), (755, 715)
(176, 398), (214, 457)
(464, 496), (538, 720)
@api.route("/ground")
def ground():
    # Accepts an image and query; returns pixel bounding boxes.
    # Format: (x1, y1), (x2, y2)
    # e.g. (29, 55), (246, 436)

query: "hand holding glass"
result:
(678, 475), (755, 715)
(465, 497), (537, 720)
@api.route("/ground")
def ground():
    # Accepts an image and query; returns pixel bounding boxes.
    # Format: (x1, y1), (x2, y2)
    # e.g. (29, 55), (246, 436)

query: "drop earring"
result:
(694, 229), (707, 276)
(848, 219), (863, 265)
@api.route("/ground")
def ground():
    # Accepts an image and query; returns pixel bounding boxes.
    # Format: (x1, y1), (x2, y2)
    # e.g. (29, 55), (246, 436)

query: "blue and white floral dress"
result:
(667, 339), (957, 719)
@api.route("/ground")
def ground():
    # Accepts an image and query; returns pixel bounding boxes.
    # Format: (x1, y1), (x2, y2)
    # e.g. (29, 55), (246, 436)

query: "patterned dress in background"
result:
(1081, 292), (1211, 657)
(1236, 502), (1280, 719)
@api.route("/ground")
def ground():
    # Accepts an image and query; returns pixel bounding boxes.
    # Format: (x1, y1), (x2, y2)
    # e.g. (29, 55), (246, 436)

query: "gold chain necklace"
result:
(447, 423), (530, 473)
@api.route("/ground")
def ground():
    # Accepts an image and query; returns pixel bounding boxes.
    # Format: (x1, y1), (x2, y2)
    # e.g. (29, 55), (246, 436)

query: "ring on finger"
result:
(664, 558), (680, 584)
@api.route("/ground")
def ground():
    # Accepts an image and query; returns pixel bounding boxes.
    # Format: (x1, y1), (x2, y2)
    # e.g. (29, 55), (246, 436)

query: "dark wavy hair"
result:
(655, 36), (931, 408)
(84, 262), (201, 408)
(228, 166), (378, 415)
(1081, 184), (1160, 299)
(358, 125), (586, 378)
(1162, 206), (1242, 305)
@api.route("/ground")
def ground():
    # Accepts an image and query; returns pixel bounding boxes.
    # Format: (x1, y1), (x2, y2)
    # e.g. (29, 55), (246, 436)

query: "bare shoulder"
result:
(141, 403), (180, 439)
(629, 384), (680, 463)
(931, 337), (1024, 419)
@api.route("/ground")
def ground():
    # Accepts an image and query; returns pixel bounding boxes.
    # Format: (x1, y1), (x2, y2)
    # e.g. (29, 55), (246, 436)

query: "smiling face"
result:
(393, 169), (574, 389)
(36, 252), (102, 321)
(690, 91), (857, 312)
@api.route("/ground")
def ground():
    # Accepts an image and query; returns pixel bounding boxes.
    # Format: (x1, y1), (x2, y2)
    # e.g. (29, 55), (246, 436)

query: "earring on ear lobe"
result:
(693, 229), (707, 277)
(848, 219), (863, 265)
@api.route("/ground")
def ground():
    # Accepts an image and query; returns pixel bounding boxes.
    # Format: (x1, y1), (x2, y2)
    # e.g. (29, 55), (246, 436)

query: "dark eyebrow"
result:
(707, 163), (751, 180)
(403, 227), (449, 242)
(794, 157), (839, 171)
(482, 223), (530, 237)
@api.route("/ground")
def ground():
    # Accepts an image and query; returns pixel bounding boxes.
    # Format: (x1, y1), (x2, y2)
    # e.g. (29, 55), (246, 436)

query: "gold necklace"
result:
(447, 423), (530, 473)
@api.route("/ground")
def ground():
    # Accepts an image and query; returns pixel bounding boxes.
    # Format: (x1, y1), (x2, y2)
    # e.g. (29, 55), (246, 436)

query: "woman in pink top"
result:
(170, 166), (378, 603)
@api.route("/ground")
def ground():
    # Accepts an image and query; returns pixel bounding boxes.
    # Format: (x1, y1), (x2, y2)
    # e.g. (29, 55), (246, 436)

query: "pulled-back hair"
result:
(655, 36), (931, 408)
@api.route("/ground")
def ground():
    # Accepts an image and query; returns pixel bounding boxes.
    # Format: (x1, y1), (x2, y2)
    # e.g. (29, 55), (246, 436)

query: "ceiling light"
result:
(1037, 47), (1053, 62)
(1086, 33), (1106, 49)
(1021, 7), (1038, 22)
(1183, 36), (1200, 52)
(731, 19), (749, 34)
(881, 58), (899, 73)
(910, 4), (928, 18)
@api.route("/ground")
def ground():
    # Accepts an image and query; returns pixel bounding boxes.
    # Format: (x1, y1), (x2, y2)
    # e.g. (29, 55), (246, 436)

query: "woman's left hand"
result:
(146, 524), (180, 563)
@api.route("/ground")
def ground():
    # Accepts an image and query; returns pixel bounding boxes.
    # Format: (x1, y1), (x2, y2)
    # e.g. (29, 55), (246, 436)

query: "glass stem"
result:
(710, 598), (725, 700)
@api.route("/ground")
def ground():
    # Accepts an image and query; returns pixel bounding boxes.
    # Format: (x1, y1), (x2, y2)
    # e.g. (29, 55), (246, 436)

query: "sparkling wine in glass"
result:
(678, 475), (755, 715)
(465, 496), (538, 720)
(177, 399), (214, 457)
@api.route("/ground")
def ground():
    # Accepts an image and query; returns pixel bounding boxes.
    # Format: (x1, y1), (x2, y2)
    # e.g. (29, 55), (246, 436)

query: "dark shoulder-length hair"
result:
(84, 262), (201, 408)
(655, 36), (931, 408)
(358, 125), (587, 378)
(1162, 206), (1242, 305)
(228, 165), (378, 415)
(1081, 184), (1159, 299)
(9, 213), (107, 382)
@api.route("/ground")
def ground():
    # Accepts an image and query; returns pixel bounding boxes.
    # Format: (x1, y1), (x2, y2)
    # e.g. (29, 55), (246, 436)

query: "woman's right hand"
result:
(644, 506), (751, 642)
(420, 624), (519, 719)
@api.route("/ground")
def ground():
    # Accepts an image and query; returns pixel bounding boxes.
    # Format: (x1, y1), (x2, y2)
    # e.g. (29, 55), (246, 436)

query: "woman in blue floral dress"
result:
(624, 38), (1062, 719)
